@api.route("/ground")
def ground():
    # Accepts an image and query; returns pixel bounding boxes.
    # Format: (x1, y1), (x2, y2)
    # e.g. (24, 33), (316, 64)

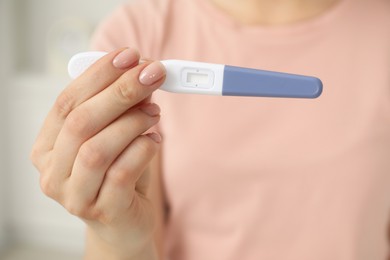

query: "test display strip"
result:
(68, 52), (323, 98)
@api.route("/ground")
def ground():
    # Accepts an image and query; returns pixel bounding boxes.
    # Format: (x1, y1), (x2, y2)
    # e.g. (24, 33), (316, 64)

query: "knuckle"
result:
(30, 146), (42, 168)
(39, 175), (57, 198)
(94, 208), (115, 225)
(98, 213), (115, 225)
(64, 110), (94, 139)
(135, 136), (157, 155)
(107, 167), (134, 187)
(65, 201), (89, 218)
(87, 207), (103, 221)
(30, 146), (53, 173)
(55, 91), (75, 118)
(114, 75), (140, 104)
(78, 142), (107, 169)
(93, 202), (132, 225)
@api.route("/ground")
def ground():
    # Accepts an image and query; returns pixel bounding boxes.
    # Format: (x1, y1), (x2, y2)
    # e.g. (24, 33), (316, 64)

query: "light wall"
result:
(0, 0), (16, 252)
(15, 0), (125, 73)
(0, 0), (127, 256)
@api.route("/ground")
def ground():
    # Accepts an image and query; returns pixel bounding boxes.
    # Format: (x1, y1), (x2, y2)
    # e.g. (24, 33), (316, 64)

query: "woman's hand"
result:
(30, 48), (166, 259)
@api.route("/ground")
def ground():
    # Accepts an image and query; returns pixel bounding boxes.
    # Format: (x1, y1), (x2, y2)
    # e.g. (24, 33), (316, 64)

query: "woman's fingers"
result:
(92, 133), (161, 224)
(32, 48), (140, 159)
(50, 61), (165, 181)
(66, 104), (161, 212)
(30, 46), (166, 239)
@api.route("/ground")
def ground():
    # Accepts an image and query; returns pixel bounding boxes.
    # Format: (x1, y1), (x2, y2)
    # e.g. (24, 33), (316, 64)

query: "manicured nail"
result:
(147, 132), (162, 143)
(113, 48), (139, 69)
(139, 61), (166, 86)
(139, 103), (160, 117)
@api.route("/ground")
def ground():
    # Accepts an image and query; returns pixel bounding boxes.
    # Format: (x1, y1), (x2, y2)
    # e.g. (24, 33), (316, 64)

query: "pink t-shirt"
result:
(91, 0), (390, 259)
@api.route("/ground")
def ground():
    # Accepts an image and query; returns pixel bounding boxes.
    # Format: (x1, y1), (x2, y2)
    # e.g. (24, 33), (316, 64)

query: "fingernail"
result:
(113, 48), (139, 69)
(140, 103), (160, 117)
(139, 61), (166, 86)
(147, 132), (162, 143)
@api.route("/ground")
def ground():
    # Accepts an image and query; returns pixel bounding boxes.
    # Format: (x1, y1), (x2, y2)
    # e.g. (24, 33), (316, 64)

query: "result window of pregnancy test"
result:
(182, 68), (214, 88)
(187, 72), (209, 85)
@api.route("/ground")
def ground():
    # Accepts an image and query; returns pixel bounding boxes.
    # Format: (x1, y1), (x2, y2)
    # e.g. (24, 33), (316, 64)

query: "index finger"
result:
(33, 48), (140, 154)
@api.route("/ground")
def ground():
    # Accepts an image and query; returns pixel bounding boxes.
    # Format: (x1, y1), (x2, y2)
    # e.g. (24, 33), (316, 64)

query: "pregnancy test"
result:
(68, 51), (322, 98)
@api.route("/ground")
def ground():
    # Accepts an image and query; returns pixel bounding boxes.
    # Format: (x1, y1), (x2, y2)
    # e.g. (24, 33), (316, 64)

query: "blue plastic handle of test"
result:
(222, 65), (323, 98)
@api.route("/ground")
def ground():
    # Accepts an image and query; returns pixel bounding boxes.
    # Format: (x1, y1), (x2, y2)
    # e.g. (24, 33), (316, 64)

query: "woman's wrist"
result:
(84, 227), (158, 260)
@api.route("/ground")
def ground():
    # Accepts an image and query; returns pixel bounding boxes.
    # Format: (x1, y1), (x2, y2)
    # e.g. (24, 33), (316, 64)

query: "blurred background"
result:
(0, 0), (127, 259)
